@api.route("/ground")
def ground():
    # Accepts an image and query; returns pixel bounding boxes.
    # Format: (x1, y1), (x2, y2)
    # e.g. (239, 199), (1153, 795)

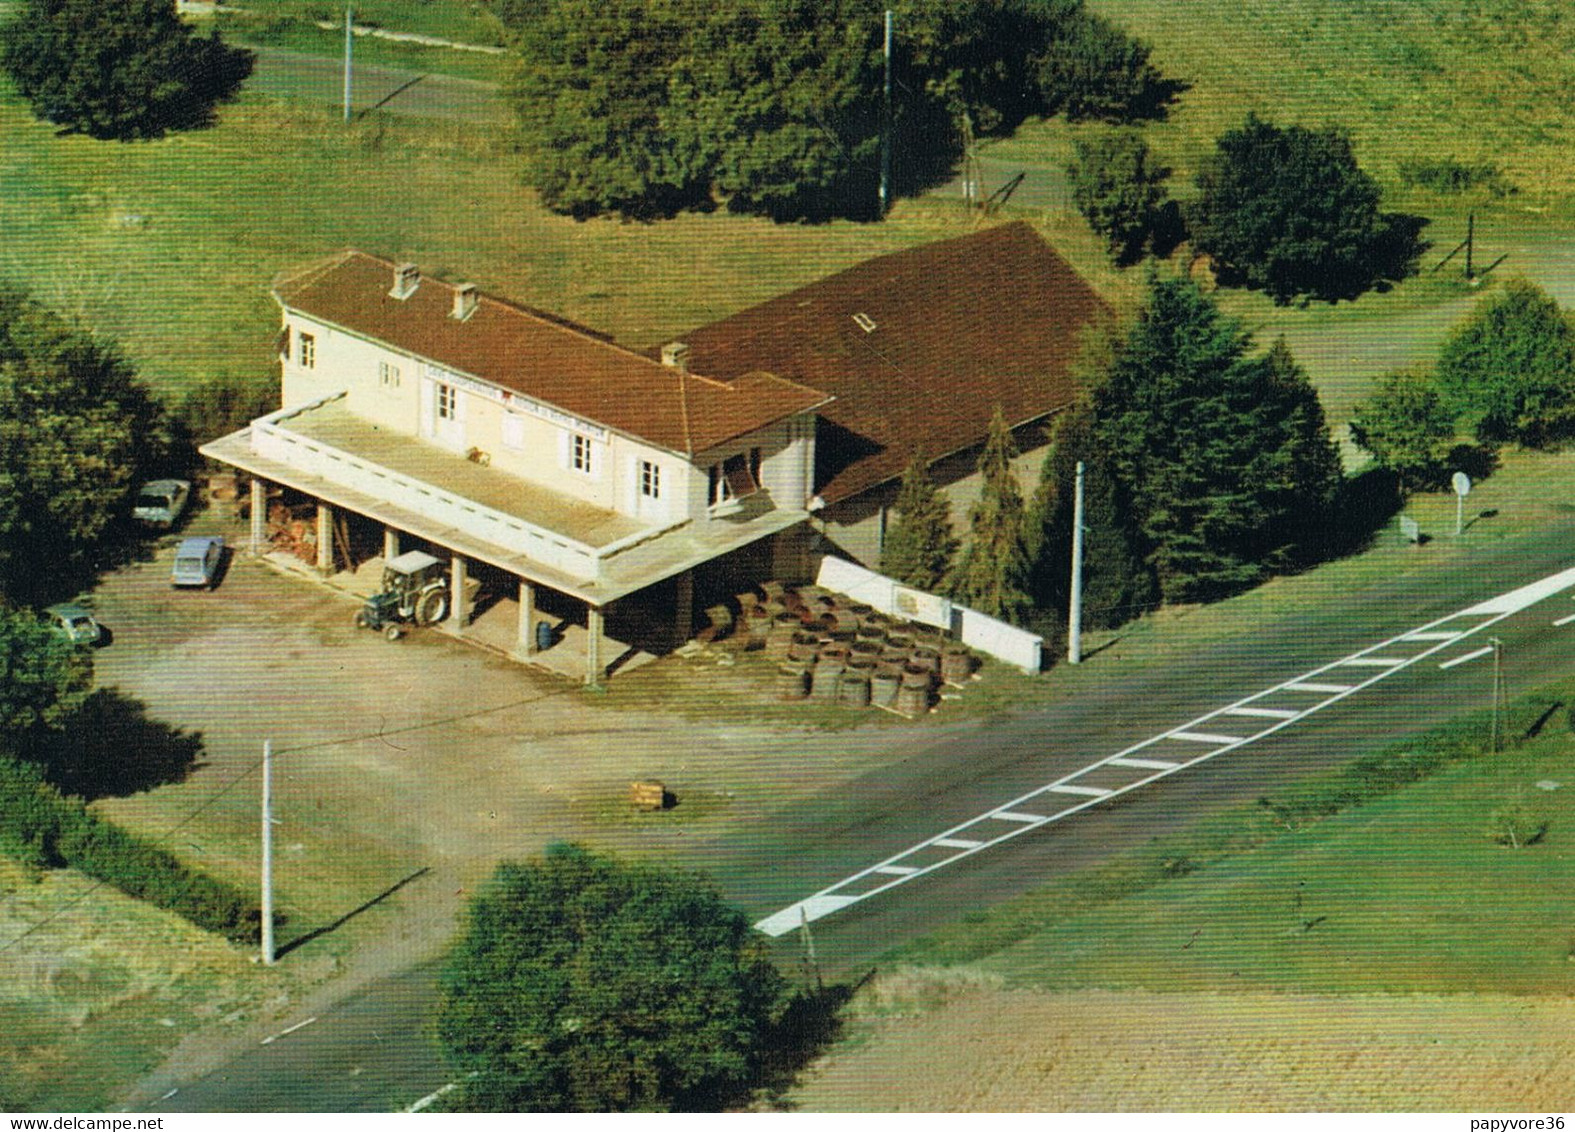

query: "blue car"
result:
(172, 536), (225, 589)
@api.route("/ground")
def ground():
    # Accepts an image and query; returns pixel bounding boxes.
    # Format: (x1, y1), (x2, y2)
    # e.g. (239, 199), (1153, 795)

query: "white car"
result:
(133, 479), (191, 528)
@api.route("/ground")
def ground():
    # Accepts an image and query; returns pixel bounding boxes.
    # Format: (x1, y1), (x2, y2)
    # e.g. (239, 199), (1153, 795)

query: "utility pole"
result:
(1466, 211), (1475, 281)
(880, 9), (893, 217)
(1490, 637), (1505, 753)
(1068, 460), (1085, 665)
(343, 6), (353, 123)
(261, 738), (275, 965)
(798, 907), (822, 992)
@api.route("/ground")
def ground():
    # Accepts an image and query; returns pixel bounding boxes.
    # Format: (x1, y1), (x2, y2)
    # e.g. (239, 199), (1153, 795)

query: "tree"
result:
(0, 0), (252, 140)
(1029, 397), (1155, 628)
(1434, 278), (1575, 447)
(881, 453), (957, 590)
(1348, 368), (1458, 491)
(1091, 276), (1342, 602)
(948, 408), (1033, 622)
(1068, 128), (1176, 264)
(1036, 6), (1187, 122)
(438, 845), (784, 1112)
(500, 0), (1183, 220)
(1189, 114), (1425, 303)
(0, 606), (91, 734)
(0, 283), (174, 601)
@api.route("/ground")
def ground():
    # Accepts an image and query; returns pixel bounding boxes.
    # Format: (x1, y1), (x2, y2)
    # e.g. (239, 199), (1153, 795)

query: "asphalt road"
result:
(137, 512), (1575, 1111)
(242, 41), (508, 125)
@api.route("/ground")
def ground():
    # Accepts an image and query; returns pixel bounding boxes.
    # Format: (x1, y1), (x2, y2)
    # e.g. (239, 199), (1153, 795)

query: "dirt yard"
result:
(10, 511), (939, 1106)
(788, 973), (1575, 1111)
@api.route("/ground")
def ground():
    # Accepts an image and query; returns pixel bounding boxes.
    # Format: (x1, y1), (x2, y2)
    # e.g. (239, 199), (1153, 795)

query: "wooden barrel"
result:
(910, 646), (942, 675)
(942, 646), (974, 685)
(871, 664), (902, 708)
(838, 670), (871, 708)
(895, 680), (929, 718)
(776, 664), (810, 700)
(810, 659), (844, 701)
(787, 631), (821, 663)
(902, 664), (935, 691)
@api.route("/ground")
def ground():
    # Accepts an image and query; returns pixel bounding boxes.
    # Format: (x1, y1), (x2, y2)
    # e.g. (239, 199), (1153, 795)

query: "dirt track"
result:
(790, 980), (1575, 1111)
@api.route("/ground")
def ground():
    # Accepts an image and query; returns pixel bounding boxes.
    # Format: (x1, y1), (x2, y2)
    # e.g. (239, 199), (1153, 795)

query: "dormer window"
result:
(709, 448), (761, 508)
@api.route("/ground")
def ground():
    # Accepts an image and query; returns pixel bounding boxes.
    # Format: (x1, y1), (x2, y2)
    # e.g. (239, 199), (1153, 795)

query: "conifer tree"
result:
(1093, 276), (1341, 602)
(1029, 398), (1156, 628)
(881, 453), (957, 590)
(948, 408), (1033, 622)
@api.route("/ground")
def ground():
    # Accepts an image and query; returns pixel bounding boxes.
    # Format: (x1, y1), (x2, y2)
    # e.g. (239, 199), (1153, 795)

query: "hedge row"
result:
(0, 754), (258, 941)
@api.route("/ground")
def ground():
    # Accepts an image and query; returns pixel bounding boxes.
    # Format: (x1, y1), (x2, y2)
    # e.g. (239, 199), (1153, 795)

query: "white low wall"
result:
(815, 556), (1043, 674)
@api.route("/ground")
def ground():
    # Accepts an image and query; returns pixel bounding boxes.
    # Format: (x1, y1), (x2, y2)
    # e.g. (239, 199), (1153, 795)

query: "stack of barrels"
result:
(759, 584), (975, 716)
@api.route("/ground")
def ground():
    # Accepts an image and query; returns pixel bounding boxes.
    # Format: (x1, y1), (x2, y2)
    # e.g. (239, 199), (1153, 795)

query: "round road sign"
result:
(1452, 471), (1472, 497)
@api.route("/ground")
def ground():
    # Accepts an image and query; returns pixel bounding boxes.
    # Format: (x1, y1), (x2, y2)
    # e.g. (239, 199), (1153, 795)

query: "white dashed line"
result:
(1439, 645), (1494, 669)
(1554, 612), (1575, 627)
(755, 563), (1575, 937)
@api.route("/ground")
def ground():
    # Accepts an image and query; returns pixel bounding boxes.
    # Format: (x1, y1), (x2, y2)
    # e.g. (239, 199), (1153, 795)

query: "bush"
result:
(0, 0), (253, 139)
(0, 752), (257, 939)
(1399, 159), (1512, 196)
(1435, 278), (1575, 447)
(440, 844), (784, 1111)
(1189, 114), (1426, 303)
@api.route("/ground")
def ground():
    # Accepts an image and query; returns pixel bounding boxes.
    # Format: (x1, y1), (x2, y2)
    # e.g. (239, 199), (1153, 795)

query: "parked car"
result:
(43, 602), (103, 647)
(133, 479), (192, 528)
(171, 536), (225, 589)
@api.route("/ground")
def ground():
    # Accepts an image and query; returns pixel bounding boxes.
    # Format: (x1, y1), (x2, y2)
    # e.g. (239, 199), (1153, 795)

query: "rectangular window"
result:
(379, 361), (401, 388)
(437, 383), (457, 420)
(571, 433), (593, 474)
(299, 332), (315, 369)
(639, 460), (660, 499)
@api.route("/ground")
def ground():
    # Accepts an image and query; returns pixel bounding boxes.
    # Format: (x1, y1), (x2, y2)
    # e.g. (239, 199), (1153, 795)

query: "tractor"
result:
(354, 550), (449, 640)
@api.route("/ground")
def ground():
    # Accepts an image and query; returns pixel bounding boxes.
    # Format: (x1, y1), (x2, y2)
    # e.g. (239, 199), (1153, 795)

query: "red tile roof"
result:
(676, 222), (1111, 504)
(273, 251), (829, 456)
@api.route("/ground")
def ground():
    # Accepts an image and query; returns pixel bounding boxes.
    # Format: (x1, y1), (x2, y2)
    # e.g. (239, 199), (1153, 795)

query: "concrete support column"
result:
(315, 502), (334, 574)
(674, 570), (694, 646)
(383, 526), (400, 561)
(585, 605), (604, 687)
(450, 554), (470, 633)
(517, 579), (537, 656)
(249, 478), (267, 556)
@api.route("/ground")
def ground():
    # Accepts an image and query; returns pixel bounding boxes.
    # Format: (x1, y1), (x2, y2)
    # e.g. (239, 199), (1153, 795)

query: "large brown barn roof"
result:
(273, 251), (829, 456)
(676, 222), (1111, 504)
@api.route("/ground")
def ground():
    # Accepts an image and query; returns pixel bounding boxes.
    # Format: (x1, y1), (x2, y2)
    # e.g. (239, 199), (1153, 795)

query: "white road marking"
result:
(991, 811), (1047, 823)
(1554, 612), (1575, 627)
(756, 563), (1575, 937)
(1108, 757), (1180, 770)
(160, 1089), (178, 1102)
(1439, 645), (1494, 669)
(260, 1016), (318, 1045)
(1224, 706), (1300, 719)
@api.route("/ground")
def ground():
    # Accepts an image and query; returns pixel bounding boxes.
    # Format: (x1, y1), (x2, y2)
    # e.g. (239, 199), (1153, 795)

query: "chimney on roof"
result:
(451, 282), (479, 321)
(661, 341), (690, 374)
(390, 263), (420, 300)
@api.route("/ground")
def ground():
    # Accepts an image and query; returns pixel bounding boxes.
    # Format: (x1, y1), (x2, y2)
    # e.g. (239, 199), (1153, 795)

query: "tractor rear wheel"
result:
(415, 588), (448, 627)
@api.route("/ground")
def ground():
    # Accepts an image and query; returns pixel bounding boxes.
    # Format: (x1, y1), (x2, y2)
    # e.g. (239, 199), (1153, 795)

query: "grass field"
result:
(215, 0), (504, 47)
(876, 677), (1575, 996)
